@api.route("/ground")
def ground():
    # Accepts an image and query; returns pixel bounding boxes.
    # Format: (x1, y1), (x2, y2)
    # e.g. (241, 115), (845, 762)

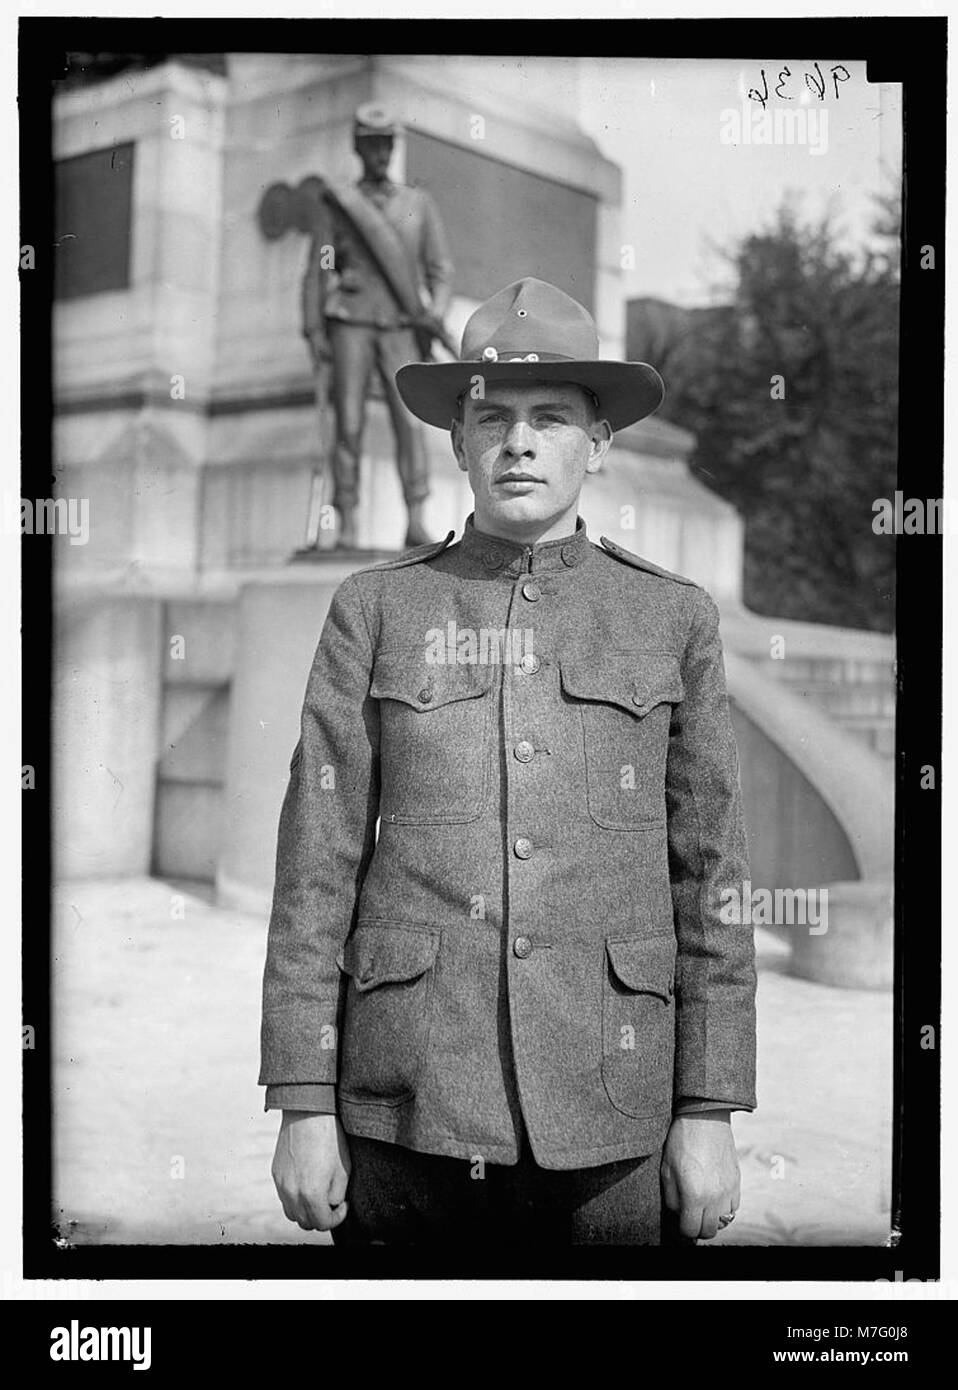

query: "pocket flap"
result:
(371, 651), (495, 712)
(338, 922), (440, 991)
(560, 651), (683, 717)
(606, 934), (676, 998)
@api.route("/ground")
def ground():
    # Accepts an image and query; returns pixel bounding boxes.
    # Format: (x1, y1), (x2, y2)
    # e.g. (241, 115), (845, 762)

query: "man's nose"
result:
(502, 421), (537, 460)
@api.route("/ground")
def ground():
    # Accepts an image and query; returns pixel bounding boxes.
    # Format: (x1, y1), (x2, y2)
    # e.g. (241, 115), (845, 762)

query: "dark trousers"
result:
(326, 320), (429, 511)
(332, 1131), (678, 1247)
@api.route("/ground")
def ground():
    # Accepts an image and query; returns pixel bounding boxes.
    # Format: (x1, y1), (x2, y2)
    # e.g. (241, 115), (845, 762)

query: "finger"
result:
(328, 1167), (349, 1207)
(276, 1189), (302, 1227)
(299, 1196), (330, 1231)
(302, 1194), (349, 1233)
(281, 1194), (312, 1230)
(659, 1165), (680, 1213)
(326, 1199), (349, 1230)
(699, 1200), (723, 1241)
(678, 1202), (705, 1241)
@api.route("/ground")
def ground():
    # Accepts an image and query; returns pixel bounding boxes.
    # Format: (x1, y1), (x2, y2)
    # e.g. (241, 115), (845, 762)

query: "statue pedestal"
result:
(216, 558), (389, 914)
(289, 544), (397, 566)
(788, 881), (894, 991)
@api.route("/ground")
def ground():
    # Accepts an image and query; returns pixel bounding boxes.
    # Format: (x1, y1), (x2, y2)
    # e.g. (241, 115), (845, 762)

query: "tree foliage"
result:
(656, 197), (900, 632)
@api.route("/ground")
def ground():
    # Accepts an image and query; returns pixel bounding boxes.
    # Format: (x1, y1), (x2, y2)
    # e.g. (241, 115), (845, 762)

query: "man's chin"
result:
(485, 493), (551, 524)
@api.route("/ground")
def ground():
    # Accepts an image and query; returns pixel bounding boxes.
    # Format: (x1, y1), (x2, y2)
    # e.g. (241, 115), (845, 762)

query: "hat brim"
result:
(396, 359), (665, 433)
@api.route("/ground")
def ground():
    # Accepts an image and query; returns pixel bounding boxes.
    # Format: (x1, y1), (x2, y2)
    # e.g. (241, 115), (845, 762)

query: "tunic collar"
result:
(460, 513), (592, 577)
(359, 177), (397, 204)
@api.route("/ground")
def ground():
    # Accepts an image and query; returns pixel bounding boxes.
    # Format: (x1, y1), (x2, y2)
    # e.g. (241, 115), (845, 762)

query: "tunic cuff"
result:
(264, 1083), (337, 1114)
(673, 1096), (753, 1115)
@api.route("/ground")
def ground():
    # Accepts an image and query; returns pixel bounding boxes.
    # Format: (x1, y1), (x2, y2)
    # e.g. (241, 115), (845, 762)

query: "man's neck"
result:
(472, 507), (581, 548)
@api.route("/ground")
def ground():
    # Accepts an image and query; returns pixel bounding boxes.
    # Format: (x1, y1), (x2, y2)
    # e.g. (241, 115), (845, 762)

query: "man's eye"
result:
(477, 414), (504, 425)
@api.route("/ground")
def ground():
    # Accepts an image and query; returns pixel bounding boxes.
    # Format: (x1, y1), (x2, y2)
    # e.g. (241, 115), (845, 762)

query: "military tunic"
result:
(259, 516), (757, 1171)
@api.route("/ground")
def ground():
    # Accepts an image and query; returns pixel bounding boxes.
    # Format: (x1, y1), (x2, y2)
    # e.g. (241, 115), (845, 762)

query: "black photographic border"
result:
(19, 12), (943, 1285)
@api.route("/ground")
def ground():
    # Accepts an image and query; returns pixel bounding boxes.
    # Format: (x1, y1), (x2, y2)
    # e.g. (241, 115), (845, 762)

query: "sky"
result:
(576, 57), (902, 307)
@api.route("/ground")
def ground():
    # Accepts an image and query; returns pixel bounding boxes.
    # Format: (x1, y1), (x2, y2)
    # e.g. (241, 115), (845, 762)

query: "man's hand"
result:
(661, 1111), (740, 1241)
(271, 1111), (351, 1232)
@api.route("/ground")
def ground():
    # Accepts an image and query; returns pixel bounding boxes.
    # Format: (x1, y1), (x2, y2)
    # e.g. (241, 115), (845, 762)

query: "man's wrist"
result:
(673, 1097), (734, 1117)
(672, 1108), (732, 1122)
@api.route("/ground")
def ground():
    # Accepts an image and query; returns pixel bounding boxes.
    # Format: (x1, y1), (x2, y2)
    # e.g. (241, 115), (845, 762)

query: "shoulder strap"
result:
(354, 530), (456, 574)
(598, 535), (700, 587)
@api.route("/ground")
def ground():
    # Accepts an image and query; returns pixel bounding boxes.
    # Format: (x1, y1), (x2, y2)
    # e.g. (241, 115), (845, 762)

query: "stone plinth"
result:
(53, 593), (164, 878)
(789, 881), (894, 991)
(216, 561), (365, 913)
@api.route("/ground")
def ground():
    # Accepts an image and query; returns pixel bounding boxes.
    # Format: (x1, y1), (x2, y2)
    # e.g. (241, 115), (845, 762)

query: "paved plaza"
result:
(51, 878), (892, 1248)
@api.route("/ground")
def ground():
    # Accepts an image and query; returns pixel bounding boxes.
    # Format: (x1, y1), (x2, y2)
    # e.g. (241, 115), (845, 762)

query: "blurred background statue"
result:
(300, 102), (455, 550)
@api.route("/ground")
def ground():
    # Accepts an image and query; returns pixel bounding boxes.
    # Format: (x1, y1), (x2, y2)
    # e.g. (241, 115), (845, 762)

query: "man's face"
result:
(356, 135), (393, 180)
(452, 381), (612, 539)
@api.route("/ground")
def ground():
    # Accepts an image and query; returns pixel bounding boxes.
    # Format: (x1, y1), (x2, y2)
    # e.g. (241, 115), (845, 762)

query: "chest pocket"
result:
(371, 651), (497, 824)
(560, 652), (683, 830)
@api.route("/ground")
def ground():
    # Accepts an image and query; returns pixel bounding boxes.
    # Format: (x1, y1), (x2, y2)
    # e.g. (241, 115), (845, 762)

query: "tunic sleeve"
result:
(258, 576), (380, 1092)
(666, 587), (757, 1112)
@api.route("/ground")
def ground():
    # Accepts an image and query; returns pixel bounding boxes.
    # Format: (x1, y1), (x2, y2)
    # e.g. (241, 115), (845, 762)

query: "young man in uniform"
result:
(260, 277), (757, 1245)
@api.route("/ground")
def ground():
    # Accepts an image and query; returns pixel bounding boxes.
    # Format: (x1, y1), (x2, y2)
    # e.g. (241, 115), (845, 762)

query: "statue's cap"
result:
(354, 103), (398, 139)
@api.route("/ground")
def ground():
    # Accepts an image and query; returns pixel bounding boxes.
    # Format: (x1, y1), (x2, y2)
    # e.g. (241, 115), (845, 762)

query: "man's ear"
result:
(451, 418), (469, 473)
(586, 417), (613, 474)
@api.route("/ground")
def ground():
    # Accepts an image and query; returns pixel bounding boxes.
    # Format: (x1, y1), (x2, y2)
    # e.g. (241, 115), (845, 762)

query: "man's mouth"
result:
(495, 472), (542, 485)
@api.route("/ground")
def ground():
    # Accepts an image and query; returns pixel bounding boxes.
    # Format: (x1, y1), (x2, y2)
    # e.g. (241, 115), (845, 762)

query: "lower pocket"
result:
(600, 933), (677, 1118)
(337, 921), (440, 1106)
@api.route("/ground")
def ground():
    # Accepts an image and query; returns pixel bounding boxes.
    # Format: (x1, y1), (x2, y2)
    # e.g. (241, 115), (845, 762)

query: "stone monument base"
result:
(788, 881), (894, 991)
(216, 561), (376, 914)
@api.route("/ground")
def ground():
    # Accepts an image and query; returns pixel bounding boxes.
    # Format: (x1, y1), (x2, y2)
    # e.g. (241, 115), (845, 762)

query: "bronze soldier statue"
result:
(301, 103), (455, 549)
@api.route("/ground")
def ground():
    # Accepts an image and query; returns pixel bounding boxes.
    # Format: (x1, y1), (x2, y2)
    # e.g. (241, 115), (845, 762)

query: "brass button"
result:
(514, 740), (535, 763)
(419, 686), (434, 703)
(522, 581), (542, 602)
(513, 936), (533, 959)
(513, 837), (533, 859)
(561, 545), (580, 567)
(519, 652), (541, 674)
(631, 691), (645, 707)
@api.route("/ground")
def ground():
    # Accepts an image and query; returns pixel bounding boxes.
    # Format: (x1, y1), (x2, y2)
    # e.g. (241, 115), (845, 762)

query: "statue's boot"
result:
(336, 506), (359, 549)
(404, 501), (433, 548)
